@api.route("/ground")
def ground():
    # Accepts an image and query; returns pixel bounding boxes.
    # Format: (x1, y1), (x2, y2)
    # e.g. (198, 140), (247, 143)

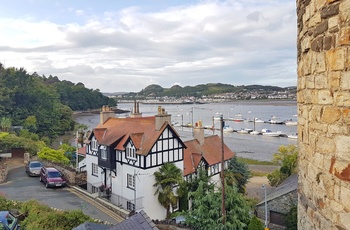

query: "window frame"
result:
(127, 173), (135, 190)
(92, 163), (98, 176)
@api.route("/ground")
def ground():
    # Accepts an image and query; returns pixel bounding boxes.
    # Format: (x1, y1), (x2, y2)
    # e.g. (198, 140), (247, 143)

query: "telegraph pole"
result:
(220, 114), (226, 224)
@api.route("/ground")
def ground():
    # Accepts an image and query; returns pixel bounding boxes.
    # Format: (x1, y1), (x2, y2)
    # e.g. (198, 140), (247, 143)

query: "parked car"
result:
(25, 161), (42, 176)
(0, 211), (20, 230)
(39, 167), (66, 188)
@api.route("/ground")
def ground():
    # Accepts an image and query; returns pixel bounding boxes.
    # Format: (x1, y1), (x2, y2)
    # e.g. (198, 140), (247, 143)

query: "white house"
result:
(84, 103), (235, 220)
(85, 104), (185, 220)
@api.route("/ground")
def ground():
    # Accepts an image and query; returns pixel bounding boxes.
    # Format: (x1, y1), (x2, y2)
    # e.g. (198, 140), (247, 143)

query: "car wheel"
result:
(39, 176), (42, 182)
(45, 182), (49, 188)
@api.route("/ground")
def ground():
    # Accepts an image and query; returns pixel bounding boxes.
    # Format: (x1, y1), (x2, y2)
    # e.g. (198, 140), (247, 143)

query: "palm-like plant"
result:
(153, 162), (183, 219)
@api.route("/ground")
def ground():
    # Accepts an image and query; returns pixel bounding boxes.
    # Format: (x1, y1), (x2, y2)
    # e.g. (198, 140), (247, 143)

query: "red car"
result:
(39, 167), (66, 188)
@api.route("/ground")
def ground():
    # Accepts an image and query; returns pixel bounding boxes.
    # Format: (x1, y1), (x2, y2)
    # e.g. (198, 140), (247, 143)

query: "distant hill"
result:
(107, 83), (296, 98)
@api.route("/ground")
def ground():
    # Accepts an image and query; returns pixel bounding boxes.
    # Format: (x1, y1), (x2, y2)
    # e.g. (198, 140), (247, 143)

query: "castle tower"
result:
(297, 0), (350, 229)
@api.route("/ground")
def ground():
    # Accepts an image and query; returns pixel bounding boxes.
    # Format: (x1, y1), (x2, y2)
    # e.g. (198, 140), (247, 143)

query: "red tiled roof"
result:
(92, 116), (180, 156)
(78, 146), (86, 155)
(183, 135), (234, 176)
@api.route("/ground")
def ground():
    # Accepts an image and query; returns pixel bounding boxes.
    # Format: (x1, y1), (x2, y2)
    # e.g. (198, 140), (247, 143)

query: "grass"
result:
(237, 157), (277, 166)
(250, 171), (270, 177)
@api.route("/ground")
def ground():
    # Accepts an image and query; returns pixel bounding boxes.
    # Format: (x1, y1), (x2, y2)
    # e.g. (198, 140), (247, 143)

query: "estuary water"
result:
(75, 100), (298, 162)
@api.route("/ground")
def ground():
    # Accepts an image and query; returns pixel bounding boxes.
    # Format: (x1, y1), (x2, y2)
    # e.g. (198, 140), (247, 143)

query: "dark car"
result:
(0, 211), (20, 230)
(39, 167), (66, 188)
(25, 161), (42, 176)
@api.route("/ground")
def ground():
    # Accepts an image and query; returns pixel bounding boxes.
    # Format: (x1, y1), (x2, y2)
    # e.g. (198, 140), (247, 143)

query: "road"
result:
(0, 166), (121, 225)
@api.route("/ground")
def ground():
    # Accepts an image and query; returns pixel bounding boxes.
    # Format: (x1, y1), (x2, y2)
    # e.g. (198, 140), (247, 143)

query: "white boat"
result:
(223, 125), (234, 132)
(229, 113), (245, 122)
(250, 130), (261, 135)
(237, 128), (249, 134)
(288, 133), (298, 139)
(267, 116), (284, 124)
(285, 119), (298, 126)
(261, 129), (281, 137)
(255, 118), (265, 123)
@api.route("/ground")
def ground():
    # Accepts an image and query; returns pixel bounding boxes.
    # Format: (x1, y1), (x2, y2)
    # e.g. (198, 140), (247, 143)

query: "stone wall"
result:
(297, 0), (350, 229)
(256, 191), (297, 230)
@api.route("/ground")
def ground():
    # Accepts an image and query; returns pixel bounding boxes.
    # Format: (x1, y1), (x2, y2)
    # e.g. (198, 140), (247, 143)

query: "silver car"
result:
(25, 161), (43, 176)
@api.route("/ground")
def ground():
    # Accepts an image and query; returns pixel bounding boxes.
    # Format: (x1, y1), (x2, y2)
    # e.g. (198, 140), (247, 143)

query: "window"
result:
(100, 146), (107, 160)
(127, 174), (135, 189)
(92, 139), (98, 150)
(127, 201), (135, 211)
(92, 163), (98, 176)
(126, 147), (136, 159)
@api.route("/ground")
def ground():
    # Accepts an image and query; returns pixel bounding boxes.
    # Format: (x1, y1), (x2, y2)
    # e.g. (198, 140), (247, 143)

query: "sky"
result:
(0, 0), (297, 93)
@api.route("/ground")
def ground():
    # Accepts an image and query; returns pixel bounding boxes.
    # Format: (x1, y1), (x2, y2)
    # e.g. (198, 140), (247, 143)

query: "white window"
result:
(127, 174), (135, 189)
(100, 146), (107, 160)
(92, 138), (98, 150)
(126, 147), (136, 159)
(92, 163), (98, 176)
(127, 201), (135, 211)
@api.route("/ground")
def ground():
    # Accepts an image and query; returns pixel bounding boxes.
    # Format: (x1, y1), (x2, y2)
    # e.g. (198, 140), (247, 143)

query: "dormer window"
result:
(126, 147), (136, 159)
(92, 138), (98, 150)
(100, 146), (107, 160)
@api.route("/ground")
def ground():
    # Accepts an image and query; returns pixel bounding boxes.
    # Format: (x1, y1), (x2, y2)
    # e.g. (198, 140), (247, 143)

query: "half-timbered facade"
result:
(85, 105), (185, 220)
(183, 124), (234, 184)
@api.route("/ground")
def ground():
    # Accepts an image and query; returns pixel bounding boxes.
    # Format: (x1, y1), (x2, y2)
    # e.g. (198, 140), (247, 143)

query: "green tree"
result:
(248, 216), (264, 230)
(183, 181), (251, 230)
(177, 168), (213, 211)
(37, 147), (70, 165)
(268, 145), (298, 186)
(285, 205), (297, 230)
(23, 115), (38, 133)
(0, 117), (11, 132)
(226, 156), (251, 193)
(153, 162), (183, 219)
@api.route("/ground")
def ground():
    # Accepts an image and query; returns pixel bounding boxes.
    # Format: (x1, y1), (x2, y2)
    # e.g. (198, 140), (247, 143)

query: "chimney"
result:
(155, 106), (171, 131)
(131, 100), (142, 118)
(100, 105), (115, 125)
(193, 120), (204, 145)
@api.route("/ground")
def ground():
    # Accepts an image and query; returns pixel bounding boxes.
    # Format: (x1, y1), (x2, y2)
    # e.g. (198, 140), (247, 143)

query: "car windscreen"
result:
(48, 171), (62, 178)
(30, 162), (42, 167)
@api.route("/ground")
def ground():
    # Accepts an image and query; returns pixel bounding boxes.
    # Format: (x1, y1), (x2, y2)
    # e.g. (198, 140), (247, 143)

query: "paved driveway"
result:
(0, 166), (119, 225)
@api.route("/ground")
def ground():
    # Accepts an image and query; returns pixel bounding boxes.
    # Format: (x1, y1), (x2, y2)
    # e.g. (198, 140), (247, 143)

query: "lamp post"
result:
(262, 184), (268, 229)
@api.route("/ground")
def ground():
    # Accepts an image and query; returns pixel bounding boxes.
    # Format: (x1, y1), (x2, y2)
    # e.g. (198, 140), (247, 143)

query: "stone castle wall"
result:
(297, 0), (350, 229)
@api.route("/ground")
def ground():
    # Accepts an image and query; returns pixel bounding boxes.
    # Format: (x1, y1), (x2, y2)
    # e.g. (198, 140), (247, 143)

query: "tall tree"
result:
(153, 162), (183, 219)
(226, 156), (251, 194)
(183, 181), (251, 229)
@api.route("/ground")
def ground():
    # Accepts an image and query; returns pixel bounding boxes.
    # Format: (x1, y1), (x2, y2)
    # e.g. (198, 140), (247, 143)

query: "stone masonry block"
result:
(323, 35), (333, 50)
(330, 71), (341, 90)
(328, 15), (339, 30)
(321, 106), (341, 123)
(340, 187), (350, 212)
(335, 136), (350, 161)
(311, 36), (324, 52)
(316, 0), (327, 10)
(315, 73), (328, 88)
(334, 91), (350, 107)
(326, 48), (345, 71)
(321, 3), (339, 19)
(339, 26), (350, 45)
(341, 72), (350, 89)
(328, 124), (348, 135)
(309, 12), (322, 27)
(311, 52), (326, 73)
(306, 75), (315, 88)
(342, 108), (350, 125)
(314, 21), (328, 37)
(340, 0), (350, 23)
(301, 35), (311, 52)
(317, 90), (334, 104)
(338, 213), (350, 230)
(316, 135), (336, 153)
